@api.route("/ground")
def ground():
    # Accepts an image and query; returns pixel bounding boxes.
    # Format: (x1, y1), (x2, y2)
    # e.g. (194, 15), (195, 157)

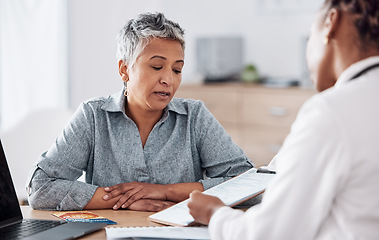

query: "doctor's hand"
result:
(103, 182), (167, 210)
(187, 190), (226, 225)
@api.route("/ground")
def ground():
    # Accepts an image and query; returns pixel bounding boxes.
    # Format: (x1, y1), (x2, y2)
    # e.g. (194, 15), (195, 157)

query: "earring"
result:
(323, 36), (329, 45)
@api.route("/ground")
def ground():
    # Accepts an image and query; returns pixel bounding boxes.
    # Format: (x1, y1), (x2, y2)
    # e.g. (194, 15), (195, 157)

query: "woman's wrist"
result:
(84, 187), (121, 209)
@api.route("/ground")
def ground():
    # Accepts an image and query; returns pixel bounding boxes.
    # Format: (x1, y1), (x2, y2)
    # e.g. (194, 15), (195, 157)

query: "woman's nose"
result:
(160, 78), (168, 85)
(160, 70), (174, 86)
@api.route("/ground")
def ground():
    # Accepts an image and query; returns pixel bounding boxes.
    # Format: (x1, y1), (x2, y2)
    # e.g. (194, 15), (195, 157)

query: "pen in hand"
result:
(256, 168), (276, 174)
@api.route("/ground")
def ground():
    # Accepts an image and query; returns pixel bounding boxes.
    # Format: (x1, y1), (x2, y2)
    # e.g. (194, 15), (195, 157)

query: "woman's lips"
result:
(154, 91), (170, 98)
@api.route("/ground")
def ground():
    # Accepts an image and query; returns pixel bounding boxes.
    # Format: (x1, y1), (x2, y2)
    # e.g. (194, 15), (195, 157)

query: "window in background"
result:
(196, 37), (244, 83)
(0, 0), (68, 131)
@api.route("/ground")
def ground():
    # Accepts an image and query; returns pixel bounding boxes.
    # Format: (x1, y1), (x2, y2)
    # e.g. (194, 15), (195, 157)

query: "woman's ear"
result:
(118, 60), (129, 83)
(323, 8), (341, 44)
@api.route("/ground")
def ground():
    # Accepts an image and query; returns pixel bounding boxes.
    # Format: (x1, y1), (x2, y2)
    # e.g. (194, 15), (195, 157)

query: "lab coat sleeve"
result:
(208, 95), (352, 240)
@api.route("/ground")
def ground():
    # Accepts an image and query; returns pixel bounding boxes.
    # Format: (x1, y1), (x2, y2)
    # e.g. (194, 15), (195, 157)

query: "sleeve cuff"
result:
(58, 181), (98, 210)
(209, 206), (244, 240)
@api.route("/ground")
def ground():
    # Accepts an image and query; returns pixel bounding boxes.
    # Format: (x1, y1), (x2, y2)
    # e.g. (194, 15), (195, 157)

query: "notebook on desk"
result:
(0, 138), (106, 240)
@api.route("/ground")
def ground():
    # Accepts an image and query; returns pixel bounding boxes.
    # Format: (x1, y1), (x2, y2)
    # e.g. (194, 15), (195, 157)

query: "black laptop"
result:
(0, 139), (106, 240)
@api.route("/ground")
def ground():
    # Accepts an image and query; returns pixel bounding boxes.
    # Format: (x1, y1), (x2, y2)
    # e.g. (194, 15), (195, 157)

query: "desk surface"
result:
(21, 206), (165, 239)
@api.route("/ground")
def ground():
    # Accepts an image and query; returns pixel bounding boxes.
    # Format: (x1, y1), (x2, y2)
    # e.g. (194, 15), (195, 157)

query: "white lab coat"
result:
(209, 56), (379, 240)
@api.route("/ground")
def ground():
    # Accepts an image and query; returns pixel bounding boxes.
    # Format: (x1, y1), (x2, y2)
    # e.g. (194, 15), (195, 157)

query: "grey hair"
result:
(117, 12), (185, 68)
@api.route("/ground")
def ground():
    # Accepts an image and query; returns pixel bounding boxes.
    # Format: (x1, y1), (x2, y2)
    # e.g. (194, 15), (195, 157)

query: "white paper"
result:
(149, 200), (195, 226)
(149, 168), (276, 226)
(106, 226), (210, 239)
(207, 168), (275, 205)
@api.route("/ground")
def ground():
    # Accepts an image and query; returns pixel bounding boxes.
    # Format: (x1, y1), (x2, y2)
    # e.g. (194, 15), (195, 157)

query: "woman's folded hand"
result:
(128, 199), (175, 212)
(103, 181), (168, 210)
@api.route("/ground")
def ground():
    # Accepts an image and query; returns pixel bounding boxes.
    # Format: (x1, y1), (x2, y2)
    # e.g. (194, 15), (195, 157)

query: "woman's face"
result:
(306, 9), (337, 92)
(125, 38), (184, 112)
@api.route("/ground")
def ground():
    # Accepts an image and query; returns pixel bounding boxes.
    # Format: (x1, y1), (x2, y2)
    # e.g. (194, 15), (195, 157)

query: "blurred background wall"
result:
(68, 0), (321, 109)
(0, 0), (322, 130)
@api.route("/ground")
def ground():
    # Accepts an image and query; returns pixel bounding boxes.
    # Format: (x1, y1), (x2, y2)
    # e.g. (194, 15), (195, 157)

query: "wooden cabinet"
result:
(175, 83), (316, 167)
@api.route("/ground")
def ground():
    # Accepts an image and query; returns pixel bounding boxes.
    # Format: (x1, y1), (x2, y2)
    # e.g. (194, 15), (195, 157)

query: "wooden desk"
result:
(21, 206), (165, 239)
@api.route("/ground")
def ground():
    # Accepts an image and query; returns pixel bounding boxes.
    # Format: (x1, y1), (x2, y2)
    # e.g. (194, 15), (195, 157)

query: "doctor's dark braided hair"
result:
(323, 0), (379, 49)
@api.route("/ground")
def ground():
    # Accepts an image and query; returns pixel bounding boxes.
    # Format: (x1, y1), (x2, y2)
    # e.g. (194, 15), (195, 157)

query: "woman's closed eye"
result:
(173, 68), (182, 74)
(151, 65), (181, 74)
(151, 66), (163, 71)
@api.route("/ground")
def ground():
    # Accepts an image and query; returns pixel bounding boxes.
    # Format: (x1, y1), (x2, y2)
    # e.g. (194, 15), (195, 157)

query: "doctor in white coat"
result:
(188, 0), (379, 239)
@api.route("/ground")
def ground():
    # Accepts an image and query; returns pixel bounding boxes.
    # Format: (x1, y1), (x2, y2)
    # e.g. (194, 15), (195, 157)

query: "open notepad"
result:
(148, 168), (276, 226)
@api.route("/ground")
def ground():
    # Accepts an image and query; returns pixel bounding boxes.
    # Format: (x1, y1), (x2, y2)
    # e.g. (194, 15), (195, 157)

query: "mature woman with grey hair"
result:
(27, 12), (253, 212)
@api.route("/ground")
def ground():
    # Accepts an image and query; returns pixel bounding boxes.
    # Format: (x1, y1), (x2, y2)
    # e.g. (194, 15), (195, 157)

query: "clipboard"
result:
(148, 168), (276, 226)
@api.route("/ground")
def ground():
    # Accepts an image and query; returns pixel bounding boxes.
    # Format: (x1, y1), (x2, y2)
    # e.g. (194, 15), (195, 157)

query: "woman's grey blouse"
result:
(27, 91), (253, 210)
